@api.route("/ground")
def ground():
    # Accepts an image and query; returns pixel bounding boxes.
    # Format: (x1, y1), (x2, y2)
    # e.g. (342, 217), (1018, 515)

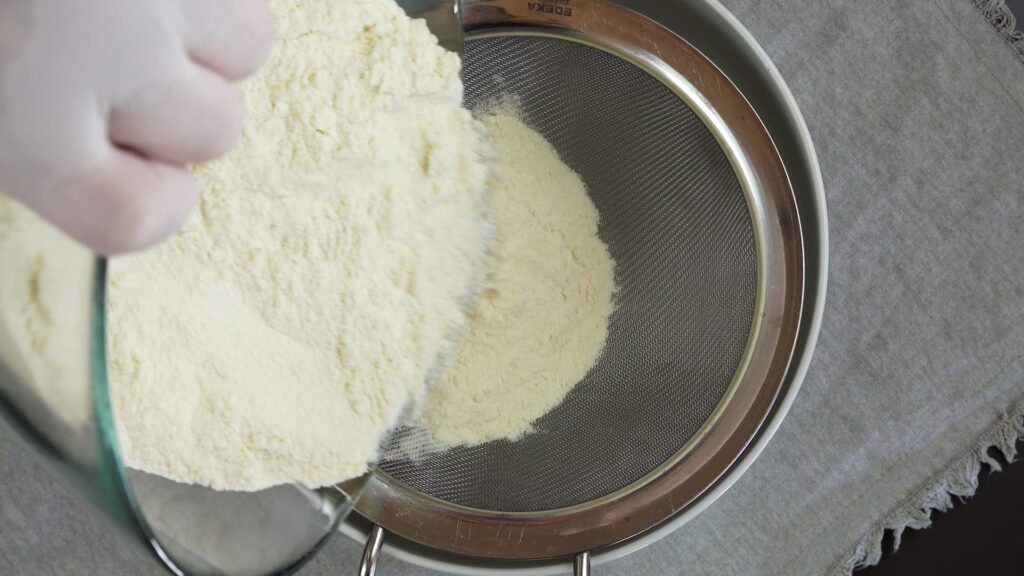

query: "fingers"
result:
(11, 0), (273, 254)
(31, 150), (199, 255)
(108, 66), (243, 166)
(182, 0), (274, 80)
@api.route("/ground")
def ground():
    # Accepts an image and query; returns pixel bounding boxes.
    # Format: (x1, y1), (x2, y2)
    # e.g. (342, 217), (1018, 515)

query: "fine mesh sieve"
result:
(383, 35), (757, 513)
(349, 1), (804, 573)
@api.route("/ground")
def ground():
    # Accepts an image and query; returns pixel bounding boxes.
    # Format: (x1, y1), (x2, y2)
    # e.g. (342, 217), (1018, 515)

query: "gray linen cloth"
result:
(2, 1), (1023, 575)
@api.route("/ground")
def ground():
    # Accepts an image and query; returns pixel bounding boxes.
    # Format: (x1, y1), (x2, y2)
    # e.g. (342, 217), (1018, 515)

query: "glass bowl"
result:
(0, 204), (356, 575)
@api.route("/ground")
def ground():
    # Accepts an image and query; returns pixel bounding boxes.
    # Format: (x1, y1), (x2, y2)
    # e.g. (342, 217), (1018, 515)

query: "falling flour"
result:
(406, 110), (616, 449)
(105, 0), (492, 491)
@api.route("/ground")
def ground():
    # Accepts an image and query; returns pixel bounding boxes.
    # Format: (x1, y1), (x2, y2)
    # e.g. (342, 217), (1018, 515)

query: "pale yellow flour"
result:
(0, 199), (91, 431)
(413, 111), (615, 447)
(106, 0), (492, 491)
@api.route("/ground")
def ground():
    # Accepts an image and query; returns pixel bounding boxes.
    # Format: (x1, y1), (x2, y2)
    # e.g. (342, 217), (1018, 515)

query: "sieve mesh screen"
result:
(378, 35), (758, 513)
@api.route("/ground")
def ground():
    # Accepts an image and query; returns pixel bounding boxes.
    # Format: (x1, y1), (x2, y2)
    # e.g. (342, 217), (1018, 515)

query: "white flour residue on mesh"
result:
(394, 109), (616, 456)
(106, 0), (493, 492)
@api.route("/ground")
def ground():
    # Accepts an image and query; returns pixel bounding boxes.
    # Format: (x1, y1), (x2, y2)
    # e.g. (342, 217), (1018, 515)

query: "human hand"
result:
(0, 0), (273, 254)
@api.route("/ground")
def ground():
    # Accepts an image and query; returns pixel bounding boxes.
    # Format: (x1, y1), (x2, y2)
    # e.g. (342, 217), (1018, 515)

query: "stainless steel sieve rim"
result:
(346, 0), (804, 564)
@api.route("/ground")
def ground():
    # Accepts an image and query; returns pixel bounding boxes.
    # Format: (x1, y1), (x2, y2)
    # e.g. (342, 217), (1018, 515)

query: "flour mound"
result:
(407, 111), (615, 448)
(107, 0), (492, 491)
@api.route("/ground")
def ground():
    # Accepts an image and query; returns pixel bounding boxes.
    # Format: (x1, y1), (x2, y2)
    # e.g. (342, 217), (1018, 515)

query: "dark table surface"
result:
(858, 441), (1024, 575)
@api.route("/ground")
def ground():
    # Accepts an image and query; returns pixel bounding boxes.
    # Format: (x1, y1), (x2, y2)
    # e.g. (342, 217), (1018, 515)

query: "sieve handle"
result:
(575, 551), (592, 575)
(359, 525), (386, 576)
